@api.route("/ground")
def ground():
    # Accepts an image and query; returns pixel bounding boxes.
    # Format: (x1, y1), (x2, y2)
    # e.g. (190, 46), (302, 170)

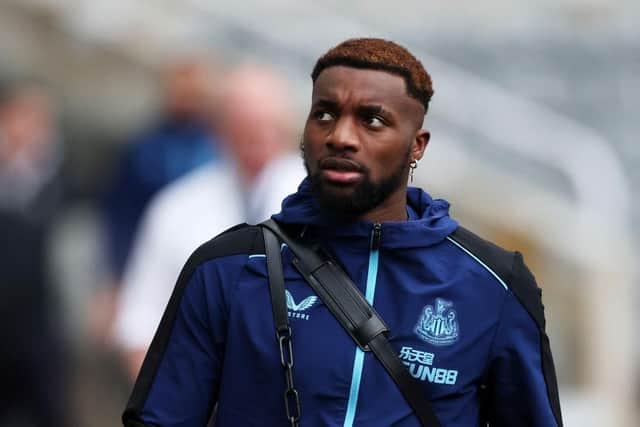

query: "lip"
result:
(321, 169), (363, 184)
(319, 157), (363, 185)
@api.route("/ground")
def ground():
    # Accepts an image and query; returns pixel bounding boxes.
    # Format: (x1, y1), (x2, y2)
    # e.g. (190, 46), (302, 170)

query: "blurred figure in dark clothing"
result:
(102, 59), (219, 284)
(0, 82), (68, 427)
(93, 59), (220, 342)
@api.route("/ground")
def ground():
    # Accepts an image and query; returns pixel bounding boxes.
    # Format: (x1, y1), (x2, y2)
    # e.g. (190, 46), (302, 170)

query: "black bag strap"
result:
(262, 227), (301, 427)
(260, 220), (442, 427)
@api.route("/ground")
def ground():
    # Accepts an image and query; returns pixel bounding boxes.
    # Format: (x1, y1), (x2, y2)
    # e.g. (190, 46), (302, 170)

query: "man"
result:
(122, 38), (562, 426)
(102, 58), (218, 285)
(0, 82), (69, 426)
(93, 58), (219, 345)
(112, 65), (305, 380)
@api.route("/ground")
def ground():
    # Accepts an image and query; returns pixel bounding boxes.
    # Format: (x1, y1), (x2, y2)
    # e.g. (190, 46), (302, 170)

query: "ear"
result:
(411, 129), (430, 162)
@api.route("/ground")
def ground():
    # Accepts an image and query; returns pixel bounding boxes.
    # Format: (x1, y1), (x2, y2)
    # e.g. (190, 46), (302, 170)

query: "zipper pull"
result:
(371, 223), (382, 250)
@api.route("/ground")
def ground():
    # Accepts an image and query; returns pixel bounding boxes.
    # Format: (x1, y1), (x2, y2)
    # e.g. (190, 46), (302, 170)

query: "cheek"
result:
(367, 137), (411, 179)
(302, 122), (321, 145)
(302, 128), (322, 167)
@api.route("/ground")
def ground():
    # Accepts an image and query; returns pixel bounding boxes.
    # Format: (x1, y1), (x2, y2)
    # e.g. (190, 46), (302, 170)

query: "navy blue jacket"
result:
(123, 179), (562, 426)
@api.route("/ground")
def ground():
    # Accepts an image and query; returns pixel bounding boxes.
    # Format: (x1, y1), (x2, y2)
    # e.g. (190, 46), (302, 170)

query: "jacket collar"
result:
(272, 178), (458, 249)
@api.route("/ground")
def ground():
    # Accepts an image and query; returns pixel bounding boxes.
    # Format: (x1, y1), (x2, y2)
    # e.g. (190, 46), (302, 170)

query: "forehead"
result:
(312, 66), (418, 109)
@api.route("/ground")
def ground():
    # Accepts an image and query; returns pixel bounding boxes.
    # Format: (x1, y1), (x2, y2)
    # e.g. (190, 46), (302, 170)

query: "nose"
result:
(327, 116), (360, 152)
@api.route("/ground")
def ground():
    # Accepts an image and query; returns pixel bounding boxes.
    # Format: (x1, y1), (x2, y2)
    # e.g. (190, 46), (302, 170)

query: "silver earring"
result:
(409, 159), (417, 182)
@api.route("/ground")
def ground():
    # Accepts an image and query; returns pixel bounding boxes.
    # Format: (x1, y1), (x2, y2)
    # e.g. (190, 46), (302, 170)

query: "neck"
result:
(358, 187), (408, 223)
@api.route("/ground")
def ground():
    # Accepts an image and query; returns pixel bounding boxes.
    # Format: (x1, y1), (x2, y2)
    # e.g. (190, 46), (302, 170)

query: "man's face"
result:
(302, 66), (428, 216)
(217, 68), (292, 182)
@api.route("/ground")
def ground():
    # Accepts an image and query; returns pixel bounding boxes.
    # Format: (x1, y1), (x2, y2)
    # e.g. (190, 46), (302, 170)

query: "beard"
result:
(302, 142), (411, 216)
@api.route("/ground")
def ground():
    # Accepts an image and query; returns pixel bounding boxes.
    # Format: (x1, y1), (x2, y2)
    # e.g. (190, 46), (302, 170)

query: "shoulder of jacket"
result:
(447, 226), (515, 282)
(186, 223), (265, 268)
(448, 226), (545, 329)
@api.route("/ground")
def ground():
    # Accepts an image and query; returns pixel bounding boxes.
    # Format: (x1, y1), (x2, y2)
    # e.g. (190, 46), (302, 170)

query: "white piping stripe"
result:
(446, 236), (509, 291)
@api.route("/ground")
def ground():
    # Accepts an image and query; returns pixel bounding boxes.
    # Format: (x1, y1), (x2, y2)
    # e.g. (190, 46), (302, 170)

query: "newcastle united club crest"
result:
(415, 298), (459, 346)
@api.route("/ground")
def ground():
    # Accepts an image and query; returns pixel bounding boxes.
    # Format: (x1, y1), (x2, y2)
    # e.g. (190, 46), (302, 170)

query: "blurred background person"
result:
(112, 64), (305, 380)
(92, 57), (220, 342)
(0, 81), (69, 427)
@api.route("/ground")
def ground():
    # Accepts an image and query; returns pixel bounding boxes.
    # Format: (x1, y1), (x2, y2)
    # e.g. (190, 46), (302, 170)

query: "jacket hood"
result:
(272, 177), (458, 249)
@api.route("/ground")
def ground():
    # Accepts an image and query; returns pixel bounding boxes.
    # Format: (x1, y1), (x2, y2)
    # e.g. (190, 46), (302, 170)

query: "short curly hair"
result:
(311, 38), (434, 113)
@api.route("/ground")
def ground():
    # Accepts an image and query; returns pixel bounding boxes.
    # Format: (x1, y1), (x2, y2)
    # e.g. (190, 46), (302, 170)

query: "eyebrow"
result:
(312, 99), (393, 118)
(359, 104), (386, 115)
(312, 99), (340, 110)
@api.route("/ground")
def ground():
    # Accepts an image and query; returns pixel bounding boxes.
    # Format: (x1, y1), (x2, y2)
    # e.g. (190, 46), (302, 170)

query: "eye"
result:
(313, 111), (334, 122)
(364, 115), (385, 128)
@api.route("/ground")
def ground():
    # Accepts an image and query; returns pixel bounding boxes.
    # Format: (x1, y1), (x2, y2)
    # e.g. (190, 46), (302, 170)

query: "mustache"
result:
(318, 157), (365, 173)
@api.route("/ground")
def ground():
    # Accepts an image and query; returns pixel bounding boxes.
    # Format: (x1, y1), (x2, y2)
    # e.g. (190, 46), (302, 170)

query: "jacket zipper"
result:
(371, 222), (382, 251)
(343, 223), (382, 427)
